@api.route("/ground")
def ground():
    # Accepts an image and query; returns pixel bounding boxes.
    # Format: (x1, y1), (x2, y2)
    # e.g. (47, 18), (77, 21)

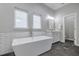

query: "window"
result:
(33, 14), (41, 29)
(15, 9), (28, 28)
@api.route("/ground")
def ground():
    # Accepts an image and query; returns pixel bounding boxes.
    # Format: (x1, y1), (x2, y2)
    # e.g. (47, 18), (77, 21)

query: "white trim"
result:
(62, 14), (65, 43)
(14, 8), (29, 29)
(74, 13), (77, 45)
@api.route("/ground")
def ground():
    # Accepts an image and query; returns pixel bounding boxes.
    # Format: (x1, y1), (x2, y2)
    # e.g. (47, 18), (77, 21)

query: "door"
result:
(63, 13), (77, 42)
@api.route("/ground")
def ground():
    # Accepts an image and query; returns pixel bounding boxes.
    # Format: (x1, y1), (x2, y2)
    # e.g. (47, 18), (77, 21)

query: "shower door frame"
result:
(63, 13), (77, 45)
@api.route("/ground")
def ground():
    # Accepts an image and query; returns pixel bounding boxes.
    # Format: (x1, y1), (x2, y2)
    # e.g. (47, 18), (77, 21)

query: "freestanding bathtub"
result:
(12, 36), (53, 56)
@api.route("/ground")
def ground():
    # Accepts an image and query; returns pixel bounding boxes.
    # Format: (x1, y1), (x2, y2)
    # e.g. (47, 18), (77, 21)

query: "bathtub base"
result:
(12, 36), (52, 56)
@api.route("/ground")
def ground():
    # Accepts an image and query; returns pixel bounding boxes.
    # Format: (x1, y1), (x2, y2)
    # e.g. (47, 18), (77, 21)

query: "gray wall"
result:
(0, 3), (55, 55)
(55, 3), (79, 45)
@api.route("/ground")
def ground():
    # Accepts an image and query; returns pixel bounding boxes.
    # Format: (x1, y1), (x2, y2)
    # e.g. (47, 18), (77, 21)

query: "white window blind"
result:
(15, 9), (28, 28)
(33, 15), (41, 29)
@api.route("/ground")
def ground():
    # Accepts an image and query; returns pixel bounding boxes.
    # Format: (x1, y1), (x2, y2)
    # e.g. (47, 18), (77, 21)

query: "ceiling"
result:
(44, 3), (69, 10)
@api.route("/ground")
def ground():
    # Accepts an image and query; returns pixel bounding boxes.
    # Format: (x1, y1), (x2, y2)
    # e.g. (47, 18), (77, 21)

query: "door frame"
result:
(63, 13), (77, 44)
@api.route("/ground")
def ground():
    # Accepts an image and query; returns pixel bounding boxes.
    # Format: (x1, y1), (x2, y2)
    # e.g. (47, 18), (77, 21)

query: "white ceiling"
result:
(44, 3), (69, 10)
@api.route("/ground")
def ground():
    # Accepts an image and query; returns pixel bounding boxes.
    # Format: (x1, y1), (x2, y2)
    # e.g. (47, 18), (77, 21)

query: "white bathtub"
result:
(12, 36), (53, 56)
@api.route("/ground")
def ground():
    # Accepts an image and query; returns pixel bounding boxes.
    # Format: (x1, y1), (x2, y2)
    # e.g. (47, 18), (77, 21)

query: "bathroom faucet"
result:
(30, 32), (32, 37)
(30, 30), (33, 37)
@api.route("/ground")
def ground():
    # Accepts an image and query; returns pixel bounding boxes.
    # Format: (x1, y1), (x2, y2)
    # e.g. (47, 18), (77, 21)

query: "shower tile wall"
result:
(0, 33), (13, 55)
(32, 31), (46, 36)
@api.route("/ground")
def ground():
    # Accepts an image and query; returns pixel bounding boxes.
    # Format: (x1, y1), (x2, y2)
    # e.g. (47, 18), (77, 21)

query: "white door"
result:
(63, 13), (77, 42)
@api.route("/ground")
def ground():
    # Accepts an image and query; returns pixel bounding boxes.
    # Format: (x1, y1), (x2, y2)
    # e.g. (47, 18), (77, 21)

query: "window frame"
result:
(14, 7), (29, 30)
(32, 14), (42, 30)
